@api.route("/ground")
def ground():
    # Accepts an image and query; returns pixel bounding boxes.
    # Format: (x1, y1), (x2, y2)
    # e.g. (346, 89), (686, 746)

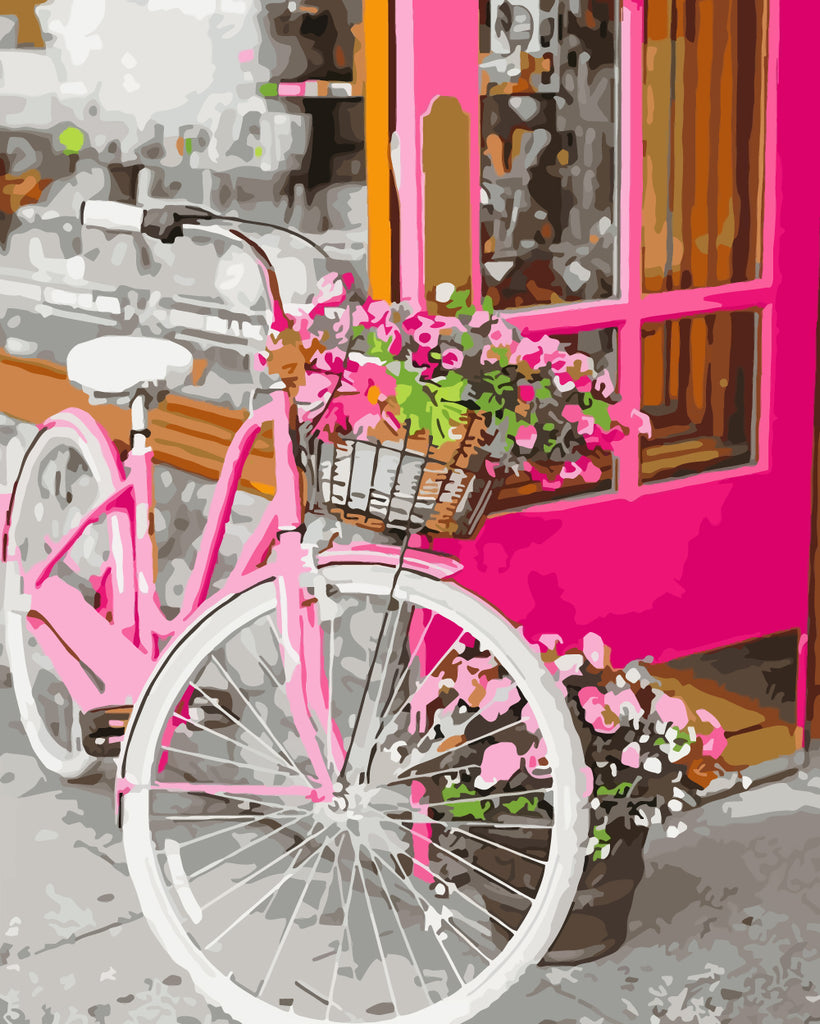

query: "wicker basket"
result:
(303, 417), (498, 538)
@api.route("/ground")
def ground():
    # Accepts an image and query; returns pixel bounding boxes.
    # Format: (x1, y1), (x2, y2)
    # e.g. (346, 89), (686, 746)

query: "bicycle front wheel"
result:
(122, 563), (588, 1024)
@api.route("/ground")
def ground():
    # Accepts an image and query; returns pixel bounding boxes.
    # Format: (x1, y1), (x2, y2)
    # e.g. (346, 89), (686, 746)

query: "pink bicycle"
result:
(3, 202), (588, 1024)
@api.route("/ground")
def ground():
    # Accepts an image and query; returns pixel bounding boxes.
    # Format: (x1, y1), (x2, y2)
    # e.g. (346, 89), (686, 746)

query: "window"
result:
(479, 0), (619, 307)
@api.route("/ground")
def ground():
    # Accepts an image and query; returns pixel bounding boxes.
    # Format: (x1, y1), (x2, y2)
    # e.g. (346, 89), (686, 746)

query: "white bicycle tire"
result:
(5, 415), (120, 778)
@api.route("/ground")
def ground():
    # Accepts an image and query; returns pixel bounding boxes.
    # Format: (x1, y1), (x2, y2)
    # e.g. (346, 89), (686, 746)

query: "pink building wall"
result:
(395, 1), (820, 720)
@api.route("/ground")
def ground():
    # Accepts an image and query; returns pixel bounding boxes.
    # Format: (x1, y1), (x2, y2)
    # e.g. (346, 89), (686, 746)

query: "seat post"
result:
(129, 392), (150, 453)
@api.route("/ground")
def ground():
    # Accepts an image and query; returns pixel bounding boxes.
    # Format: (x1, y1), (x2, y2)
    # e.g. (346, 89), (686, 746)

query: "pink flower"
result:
(441, 348), (464, 369)
(696, 708), (727, 759)
(477, 742), (522, 788)
(510, 332), (561, 370)
(594, 369), (615, 398)
(578, 687), (620, 735)
(632, 410), (653, 437)
(309, 272), (351, 316)
(352, 298), (392, 328)
(579, 686), (642, 734)
(523, 461), (563, 492)
(470, 310), (491, 328)
(515, 424), (537, 449)
(582, 632), (606, 669)
(488, 320), (515, 349)
(621, 742), (641, 769)
(653, 694), (690, 730)
(519, 383), (535, 403)
(560, 458), (602, 484)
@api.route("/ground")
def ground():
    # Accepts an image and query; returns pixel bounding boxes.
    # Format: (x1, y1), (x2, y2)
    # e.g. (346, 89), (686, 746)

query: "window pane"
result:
(479, 1), (618, 309)
(640, 310), (758, 482)
(643, 0), (767, 292)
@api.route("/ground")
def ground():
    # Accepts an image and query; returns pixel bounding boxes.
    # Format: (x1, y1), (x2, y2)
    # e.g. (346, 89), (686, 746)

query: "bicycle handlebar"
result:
(80, 200), (146, 234)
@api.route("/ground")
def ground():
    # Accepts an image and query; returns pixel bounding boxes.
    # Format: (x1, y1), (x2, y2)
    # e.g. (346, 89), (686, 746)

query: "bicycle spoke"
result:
(373, 622), (471, 745)
(168, 807), (310, 850)
(202, 822), (335, 939)
(394, 819), (536, 905)
(170, 710), (295, 776)
(187, 809), (314, 881)
(366, 848), (483, 978)
(257, 654), (317, 778)
(159, 742), (294, 779)
(385, 762), (484, 786)
(325, 832), (360, 1022)
(399, 813), (549, 866)
(148, 781), (315, 803)
(397, 720), (554, 781)
(370, 842), (516, 940)
(209, 653), (305, 779)
(344, 601), (408, 780)
(364, 850), (435, 1008)
(396, 816), (554, 831)
(185, 677), (304, 778)
(256, 830), (342, 1000)
(353, 844), (399, 1015)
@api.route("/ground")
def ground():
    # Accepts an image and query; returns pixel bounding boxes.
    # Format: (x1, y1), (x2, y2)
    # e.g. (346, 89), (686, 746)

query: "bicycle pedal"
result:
(80, 705), (132, 757)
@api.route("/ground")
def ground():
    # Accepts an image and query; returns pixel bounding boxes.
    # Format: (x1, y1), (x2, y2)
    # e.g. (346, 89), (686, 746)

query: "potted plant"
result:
(539, 633), (729, 964)
(260, 274), (647, 535)
(400, 630), (729, 966)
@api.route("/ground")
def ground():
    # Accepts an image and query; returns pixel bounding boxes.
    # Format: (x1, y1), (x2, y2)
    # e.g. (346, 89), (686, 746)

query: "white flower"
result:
(644, 755), (663, 774)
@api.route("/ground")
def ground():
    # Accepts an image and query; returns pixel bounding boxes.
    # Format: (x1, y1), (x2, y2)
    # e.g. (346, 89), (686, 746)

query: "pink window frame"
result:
(395, 0), (780, 505)
(392, 0), (820, 747)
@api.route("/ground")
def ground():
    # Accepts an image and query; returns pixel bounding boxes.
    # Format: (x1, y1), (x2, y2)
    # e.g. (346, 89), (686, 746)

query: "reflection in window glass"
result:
(479, 1), (618, 309)
(640, 310), (758, 482)
(643, 0), (767, 292)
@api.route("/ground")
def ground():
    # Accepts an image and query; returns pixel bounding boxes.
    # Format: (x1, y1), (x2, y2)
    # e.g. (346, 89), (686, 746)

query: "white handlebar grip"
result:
(80, 200), (145, 233)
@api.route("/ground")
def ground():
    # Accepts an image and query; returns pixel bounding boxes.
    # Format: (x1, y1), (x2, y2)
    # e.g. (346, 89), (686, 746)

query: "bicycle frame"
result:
(8, 387), (301, 711)
(7, 387), (463, 720)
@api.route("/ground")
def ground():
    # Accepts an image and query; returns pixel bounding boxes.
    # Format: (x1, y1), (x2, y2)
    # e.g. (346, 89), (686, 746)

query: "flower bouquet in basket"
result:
(260, 273), (645, 536)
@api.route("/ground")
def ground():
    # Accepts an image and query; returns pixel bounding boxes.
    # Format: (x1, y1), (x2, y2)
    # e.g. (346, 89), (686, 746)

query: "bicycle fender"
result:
(316, 543), (463, 579)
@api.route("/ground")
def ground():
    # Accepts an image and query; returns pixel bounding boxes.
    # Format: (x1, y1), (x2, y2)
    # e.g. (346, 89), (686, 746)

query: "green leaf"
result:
(442, 783), (489, 820)
(445, 289), (472, 314)
(503, 795), (539, 815)
(596, 781), (633, 798)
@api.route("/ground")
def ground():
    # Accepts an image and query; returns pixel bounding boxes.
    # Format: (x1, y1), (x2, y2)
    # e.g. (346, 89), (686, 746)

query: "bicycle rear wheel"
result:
(5, 415), (122, 778)
(121, 563), (588, 1024)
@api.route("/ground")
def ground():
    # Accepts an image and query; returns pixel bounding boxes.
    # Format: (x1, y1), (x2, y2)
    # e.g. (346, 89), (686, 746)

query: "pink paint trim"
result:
(395, 0), (421, 302)
(796, 629), (808, 735)
(317, 545), (462, 579)
(181, 398), (277, 618)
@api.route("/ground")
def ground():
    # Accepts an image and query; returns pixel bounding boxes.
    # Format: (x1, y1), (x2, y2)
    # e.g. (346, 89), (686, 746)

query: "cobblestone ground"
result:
(1, 653), (819, 1024)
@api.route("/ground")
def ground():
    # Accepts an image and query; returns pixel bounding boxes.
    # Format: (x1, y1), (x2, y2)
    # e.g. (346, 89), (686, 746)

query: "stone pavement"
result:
(1, 664), (818, 1024)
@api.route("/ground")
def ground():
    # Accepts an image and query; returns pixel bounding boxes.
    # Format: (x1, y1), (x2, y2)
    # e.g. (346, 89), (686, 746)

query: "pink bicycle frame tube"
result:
(180, 388), (301, 620)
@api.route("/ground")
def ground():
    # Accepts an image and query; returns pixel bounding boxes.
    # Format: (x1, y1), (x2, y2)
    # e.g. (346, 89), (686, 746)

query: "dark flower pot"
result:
(541, 823), (648, 966)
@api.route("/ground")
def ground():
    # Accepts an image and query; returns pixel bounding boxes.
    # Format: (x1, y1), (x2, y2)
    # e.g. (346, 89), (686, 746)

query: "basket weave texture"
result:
(304, 415), (497, 538)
